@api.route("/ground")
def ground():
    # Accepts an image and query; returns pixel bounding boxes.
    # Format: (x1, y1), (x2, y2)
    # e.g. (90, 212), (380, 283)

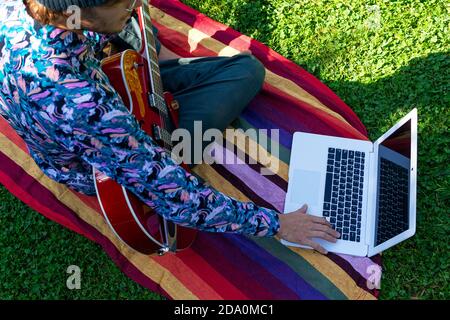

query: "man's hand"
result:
(277, 204), (340, 255)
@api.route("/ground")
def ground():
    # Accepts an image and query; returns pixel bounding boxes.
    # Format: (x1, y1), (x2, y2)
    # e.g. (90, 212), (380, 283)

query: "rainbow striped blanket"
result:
(0, 0), (381, 299)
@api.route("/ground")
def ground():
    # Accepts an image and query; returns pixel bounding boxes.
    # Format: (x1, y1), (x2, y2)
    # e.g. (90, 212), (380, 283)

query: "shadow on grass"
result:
(324, 52), (449, 138)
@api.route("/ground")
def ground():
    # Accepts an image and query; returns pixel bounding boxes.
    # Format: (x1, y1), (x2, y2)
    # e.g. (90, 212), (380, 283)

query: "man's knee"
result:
(232, 54), (266, 91)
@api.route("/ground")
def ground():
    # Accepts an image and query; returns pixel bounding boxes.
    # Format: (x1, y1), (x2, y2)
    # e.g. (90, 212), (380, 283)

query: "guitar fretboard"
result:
(139, 2), (174, 149)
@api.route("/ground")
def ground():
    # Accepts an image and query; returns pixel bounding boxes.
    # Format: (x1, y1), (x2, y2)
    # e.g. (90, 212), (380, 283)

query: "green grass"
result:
(1, 0), (449, 299)
(0, 187), (163, 300)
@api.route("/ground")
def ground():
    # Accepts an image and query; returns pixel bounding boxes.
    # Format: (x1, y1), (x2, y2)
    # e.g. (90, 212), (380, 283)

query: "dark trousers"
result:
(160, 55), (265, 164)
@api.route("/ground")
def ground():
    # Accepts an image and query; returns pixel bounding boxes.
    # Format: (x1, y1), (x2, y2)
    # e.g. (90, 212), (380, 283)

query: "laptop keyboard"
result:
(375, 158), (409, 245)
(323, 148), (365, 242)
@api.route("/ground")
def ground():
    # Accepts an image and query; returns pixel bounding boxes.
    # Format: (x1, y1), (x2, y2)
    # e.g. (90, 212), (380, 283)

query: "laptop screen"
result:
(375, 119), (412, 246)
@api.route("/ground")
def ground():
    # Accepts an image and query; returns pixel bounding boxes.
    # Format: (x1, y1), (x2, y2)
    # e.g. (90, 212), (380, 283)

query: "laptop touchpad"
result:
(290, 169), (321, 206)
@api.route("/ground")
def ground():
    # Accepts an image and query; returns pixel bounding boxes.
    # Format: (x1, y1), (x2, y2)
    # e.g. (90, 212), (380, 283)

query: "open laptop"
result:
(282, 109), (417, 257)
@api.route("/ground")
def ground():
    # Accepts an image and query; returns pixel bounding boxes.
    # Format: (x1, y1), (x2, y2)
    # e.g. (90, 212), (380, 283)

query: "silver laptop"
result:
(283, 109), (417, 257)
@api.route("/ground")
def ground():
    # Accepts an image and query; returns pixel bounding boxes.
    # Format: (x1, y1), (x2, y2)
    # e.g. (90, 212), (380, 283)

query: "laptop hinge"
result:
(364, 147), (378, 251)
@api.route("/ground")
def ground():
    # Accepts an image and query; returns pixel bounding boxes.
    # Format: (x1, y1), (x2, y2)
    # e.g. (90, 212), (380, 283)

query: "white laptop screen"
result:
(374, 120), (412, 246)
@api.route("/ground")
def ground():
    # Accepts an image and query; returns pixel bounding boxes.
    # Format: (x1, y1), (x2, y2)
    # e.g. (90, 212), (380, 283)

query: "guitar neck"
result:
(139, 2), (164, 99)
(137, 2), (175, 145)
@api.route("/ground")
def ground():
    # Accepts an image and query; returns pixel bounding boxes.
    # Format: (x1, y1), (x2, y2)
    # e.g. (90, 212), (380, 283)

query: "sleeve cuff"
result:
(253, 208), (281, 237)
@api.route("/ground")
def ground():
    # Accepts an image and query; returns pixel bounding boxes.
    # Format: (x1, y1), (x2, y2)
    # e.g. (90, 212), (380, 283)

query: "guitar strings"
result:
(140, 3), (172, 151)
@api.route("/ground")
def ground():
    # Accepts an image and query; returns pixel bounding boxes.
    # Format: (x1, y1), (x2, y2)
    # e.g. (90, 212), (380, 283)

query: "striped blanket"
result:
(0, 0), (381, 299)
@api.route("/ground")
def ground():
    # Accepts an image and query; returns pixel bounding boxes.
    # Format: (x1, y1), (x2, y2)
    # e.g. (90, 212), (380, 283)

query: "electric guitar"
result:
(93, 2), (197, 255)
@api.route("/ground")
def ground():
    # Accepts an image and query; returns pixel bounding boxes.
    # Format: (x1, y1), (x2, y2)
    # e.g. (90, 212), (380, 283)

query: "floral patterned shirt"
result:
(0, 1), (280, 237)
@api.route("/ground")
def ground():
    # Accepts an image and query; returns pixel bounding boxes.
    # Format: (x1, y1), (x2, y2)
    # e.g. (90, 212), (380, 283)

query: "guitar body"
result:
(94, 51), (197, 254)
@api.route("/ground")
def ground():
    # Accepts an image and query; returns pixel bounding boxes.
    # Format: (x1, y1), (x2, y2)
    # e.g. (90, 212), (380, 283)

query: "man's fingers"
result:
(310, 231), (338, 243)
(296, 204), (308, 214)
(303, 240), (328, 255)
(310, 215), (332, 227)
(312, 223), (340, 238)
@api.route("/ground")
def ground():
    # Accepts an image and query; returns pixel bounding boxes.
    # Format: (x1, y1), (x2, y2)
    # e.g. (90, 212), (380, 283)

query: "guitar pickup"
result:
(148, 93), (157, 108)
(152, 124), (162, 142)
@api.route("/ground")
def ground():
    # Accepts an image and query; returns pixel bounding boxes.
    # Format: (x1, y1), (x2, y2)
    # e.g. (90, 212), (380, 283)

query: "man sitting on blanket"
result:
(0, 0), (339, 253)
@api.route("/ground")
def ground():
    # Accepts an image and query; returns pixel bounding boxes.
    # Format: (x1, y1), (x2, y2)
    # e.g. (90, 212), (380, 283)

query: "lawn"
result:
(0, 0), (448, 299)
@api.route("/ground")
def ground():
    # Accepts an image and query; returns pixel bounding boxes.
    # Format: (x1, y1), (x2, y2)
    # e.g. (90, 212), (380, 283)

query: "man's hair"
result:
(23, 0), (118, 26)
(24, 0), (63, 25)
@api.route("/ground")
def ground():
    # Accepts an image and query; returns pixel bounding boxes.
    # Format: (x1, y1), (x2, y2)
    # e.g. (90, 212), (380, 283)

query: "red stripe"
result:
(153, 21), (218, 57)
(69, 189), (103, 213)
(261, 83), (369, 140)
(220, 235), (301, 299)
(0, 116), (29, 153)
(192, 233), (281, 300)
(156, 248), (249, 299)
